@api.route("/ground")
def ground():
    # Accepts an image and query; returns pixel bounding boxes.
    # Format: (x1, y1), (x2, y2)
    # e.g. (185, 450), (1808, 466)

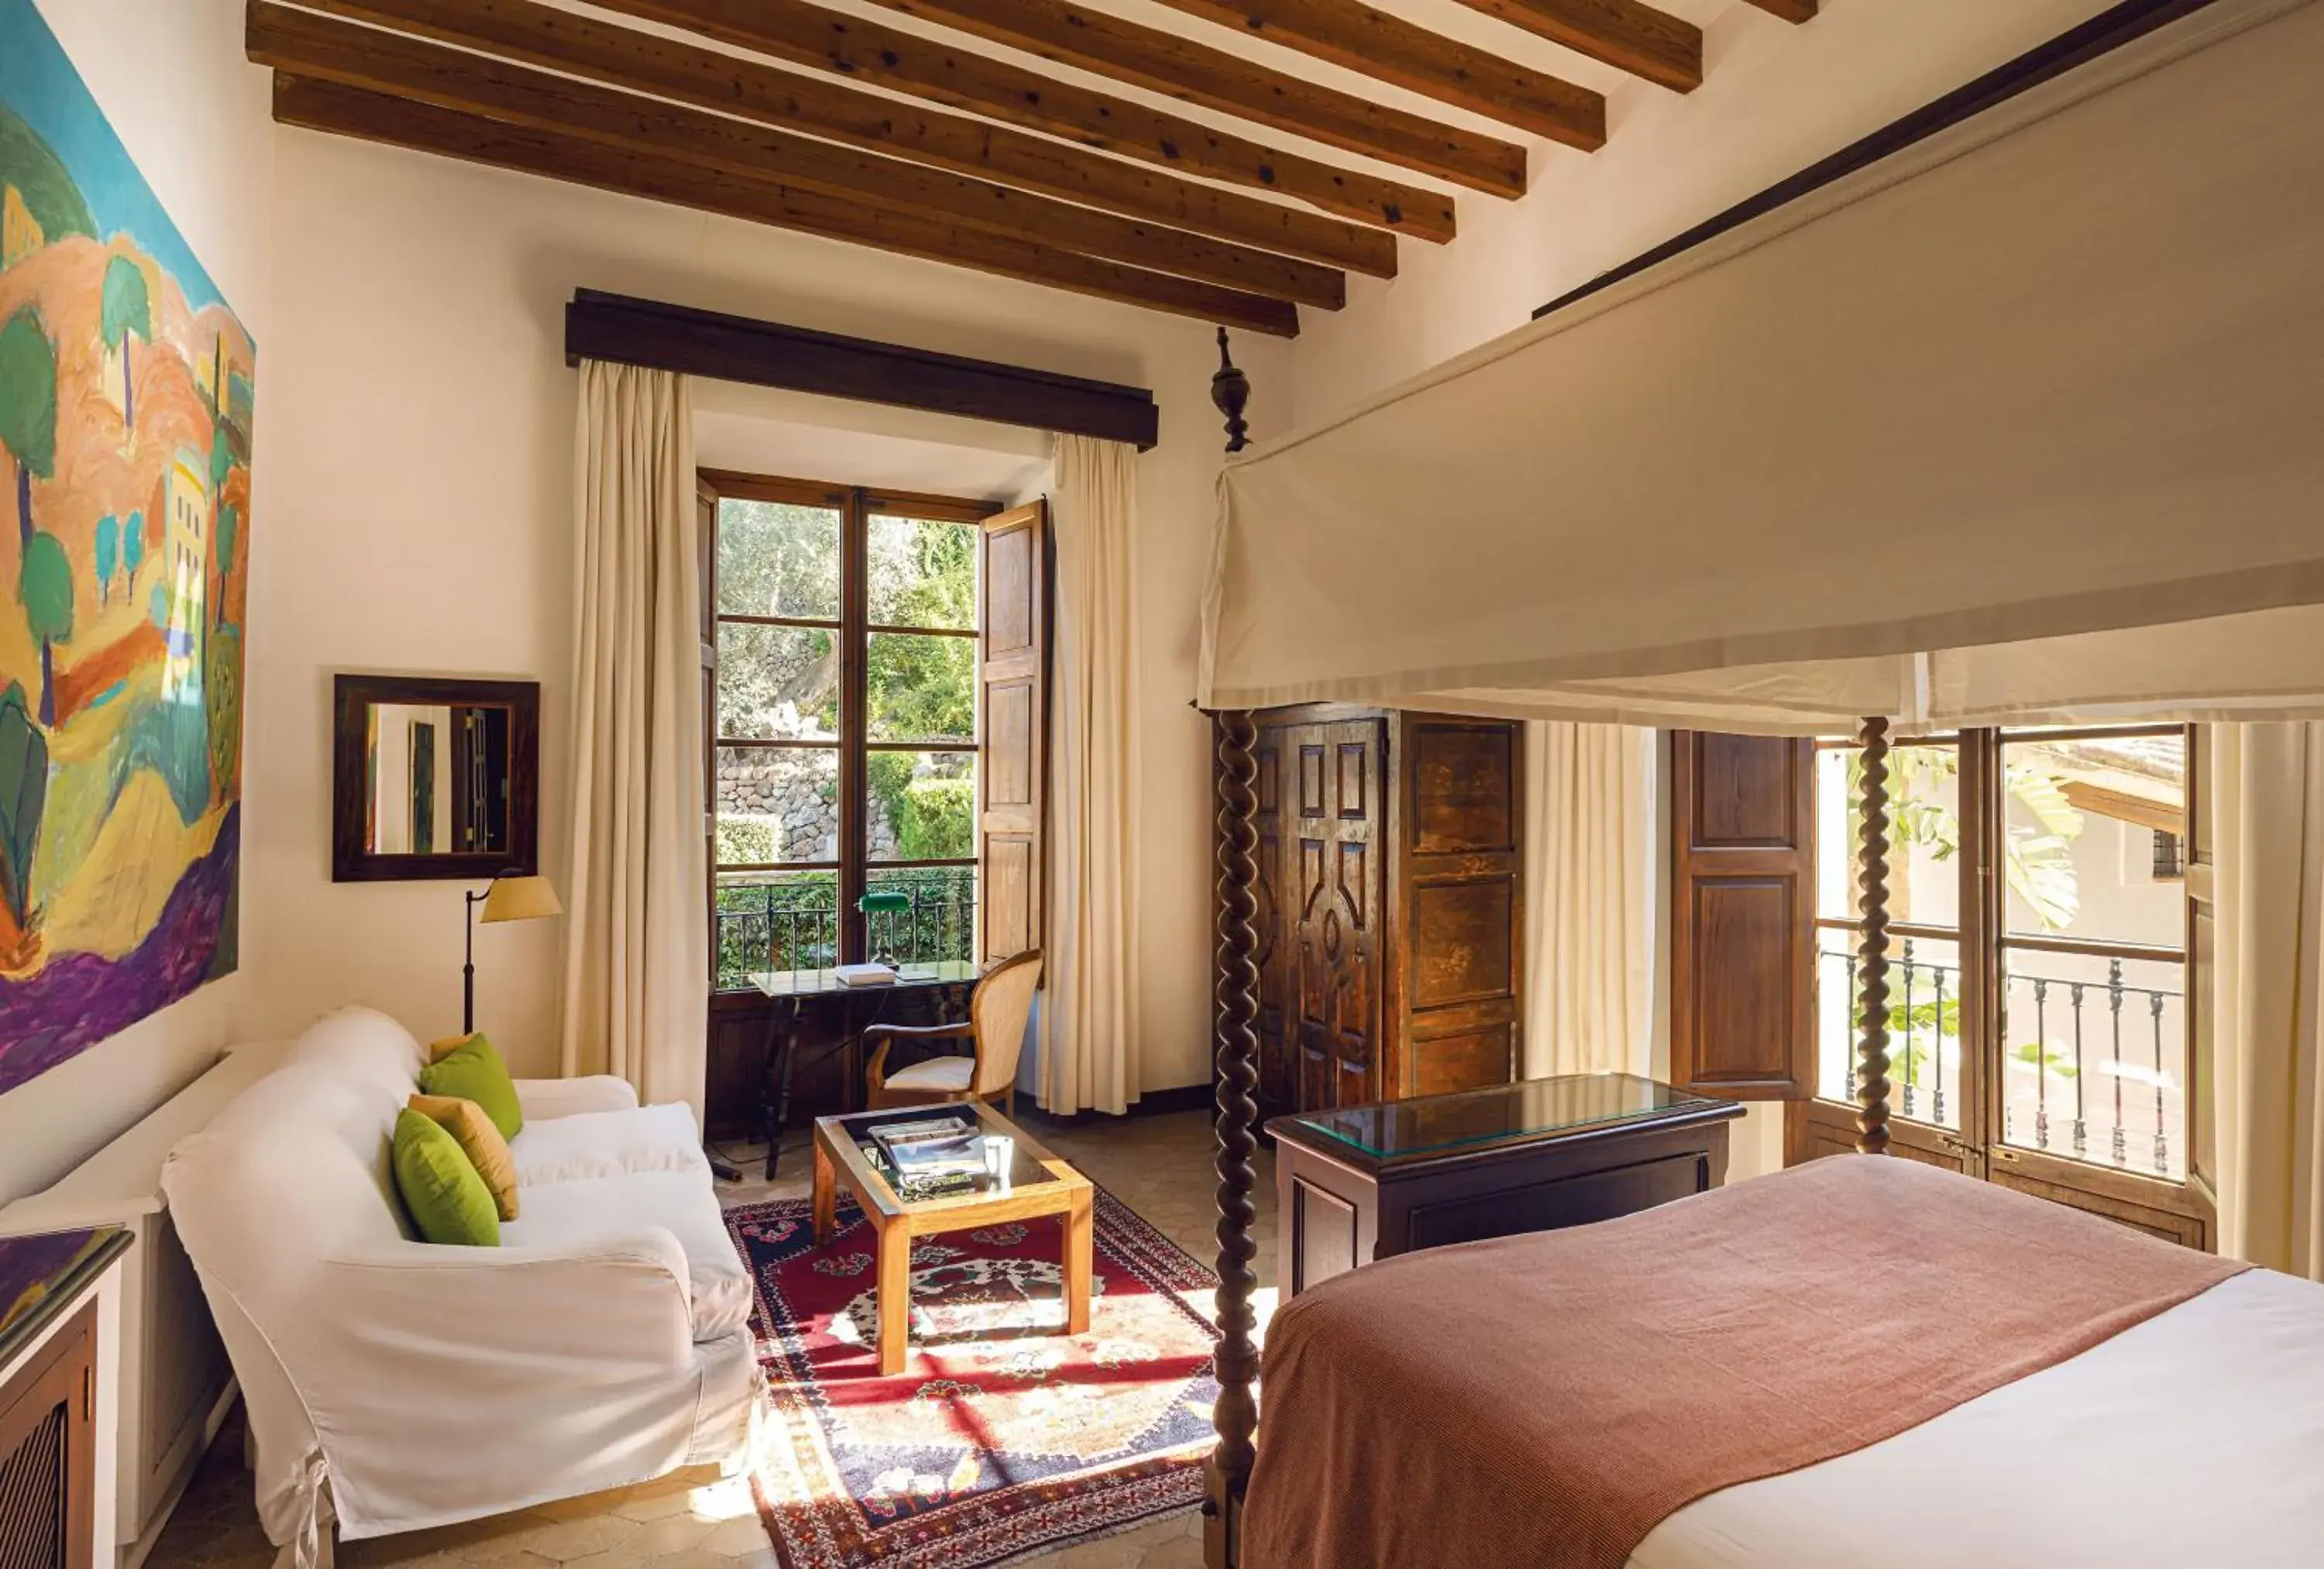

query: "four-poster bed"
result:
(1191, 0), (2324, 1563)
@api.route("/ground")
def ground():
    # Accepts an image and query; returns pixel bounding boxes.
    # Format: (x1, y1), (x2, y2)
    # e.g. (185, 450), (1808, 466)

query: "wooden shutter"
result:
(1669, 731), (1816, 1099)
(977, 502), (1047, 963)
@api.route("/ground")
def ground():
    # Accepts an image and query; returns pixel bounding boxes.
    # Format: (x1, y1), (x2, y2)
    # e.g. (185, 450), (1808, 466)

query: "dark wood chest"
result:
(1269, 1076), (1744, 1299)
(1246, 706), (1525, 1124)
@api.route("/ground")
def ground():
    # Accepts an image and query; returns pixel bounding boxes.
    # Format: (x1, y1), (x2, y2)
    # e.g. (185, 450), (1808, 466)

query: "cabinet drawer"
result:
(1404, 1152), (1712, 1251)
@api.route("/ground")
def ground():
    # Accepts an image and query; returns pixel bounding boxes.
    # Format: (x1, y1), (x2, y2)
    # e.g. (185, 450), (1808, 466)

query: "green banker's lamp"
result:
(462, 872), (563, 1033)
(861, 890), (909, 966)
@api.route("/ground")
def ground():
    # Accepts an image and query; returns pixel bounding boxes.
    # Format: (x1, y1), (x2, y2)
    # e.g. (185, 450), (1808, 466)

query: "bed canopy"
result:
(1198, 0), (2324, 736)
(1193, 0), (2324, 1562)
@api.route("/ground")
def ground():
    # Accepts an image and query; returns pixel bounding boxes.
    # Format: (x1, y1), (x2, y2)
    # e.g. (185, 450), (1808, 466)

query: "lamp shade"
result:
(480, 874), (562, 924)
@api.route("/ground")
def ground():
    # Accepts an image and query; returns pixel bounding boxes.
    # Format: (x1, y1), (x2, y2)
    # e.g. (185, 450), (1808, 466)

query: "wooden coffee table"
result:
(811, 1100), (1094, 1375)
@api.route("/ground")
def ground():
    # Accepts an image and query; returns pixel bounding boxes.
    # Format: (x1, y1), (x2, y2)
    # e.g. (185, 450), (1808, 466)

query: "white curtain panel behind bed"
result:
(2215, 724), (2324, 1282)
(1198, 0), (2324, 734)
(1524, 723), (1653, 1077)
(560, 362), (709, 1118)
(1040, 435), (1142, 1115)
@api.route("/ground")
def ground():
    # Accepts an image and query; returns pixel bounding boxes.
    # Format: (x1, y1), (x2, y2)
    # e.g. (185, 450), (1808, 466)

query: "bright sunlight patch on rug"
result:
(724, 1189), (1220, 1568)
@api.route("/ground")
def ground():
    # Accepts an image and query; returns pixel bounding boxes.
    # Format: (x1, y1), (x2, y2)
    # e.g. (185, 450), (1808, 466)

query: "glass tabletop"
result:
(828, 1104), (1068, 1206)
(0, 1225), (129, 1368)
(1281, 1074), (1731, 1165)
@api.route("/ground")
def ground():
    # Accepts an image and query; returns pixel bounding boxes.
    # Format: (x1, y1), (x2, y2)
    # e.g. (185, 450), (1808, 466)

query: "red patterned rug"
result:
(725, 1189), (1220, 1568)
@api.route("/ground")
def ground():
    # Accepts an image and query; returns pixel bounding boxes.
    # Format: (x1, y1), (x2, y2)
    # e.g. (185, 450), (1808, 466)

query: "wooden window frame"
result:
(1784, 723), (2215, 1246)
(703, 469), (999, 987)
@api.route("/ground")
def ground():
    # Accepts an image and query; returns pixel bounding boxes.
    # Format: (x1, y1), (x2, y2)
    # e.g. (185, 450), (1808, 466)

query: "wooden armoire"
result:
(1244, 706), (1525, 1122)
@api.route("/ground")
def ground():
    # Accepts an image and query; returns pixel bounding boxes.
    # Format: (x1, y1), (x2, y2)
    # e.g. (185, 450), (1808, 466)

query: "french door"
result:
(1788, 726), (2214, 1248)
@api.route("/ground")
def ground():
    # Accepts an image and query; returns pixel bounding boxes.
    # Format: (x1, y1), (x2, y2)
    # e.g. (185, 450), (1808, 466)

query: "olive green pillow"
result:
(391, 1108), (500, 1247)
(418, 1033), (523, 1141)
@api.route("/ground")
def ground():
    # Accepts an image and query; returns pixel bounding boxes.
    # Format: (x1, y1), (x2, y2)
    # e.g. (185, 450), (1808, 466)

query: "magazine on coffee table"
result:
(869, 1115), (982, 1174)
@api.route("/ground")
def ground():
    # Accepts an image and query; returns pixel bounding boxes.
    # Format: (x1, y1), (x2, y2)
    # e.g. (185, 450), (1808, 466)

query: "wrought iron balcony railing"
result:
(1820, 940), (2183, 1177)
(714, 867), (975, 988)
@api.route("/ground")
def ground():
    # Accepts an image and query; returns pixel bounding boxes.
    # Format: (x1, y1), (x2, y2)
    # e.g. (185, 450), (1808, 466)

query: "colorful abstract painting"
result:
(0, 0), (251, 1093)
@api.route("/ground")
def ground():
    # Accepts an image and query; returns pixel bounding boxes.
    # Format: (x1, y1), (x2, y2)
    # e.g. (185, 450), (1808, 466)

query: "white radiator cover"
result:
(0, 1041), (287, 1569)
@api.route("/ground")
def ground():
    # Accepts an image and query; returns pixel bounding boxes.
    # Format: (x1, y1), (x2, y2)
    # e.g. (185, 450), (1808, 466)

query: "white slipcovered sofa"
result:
(162, 1007), (760, 1564)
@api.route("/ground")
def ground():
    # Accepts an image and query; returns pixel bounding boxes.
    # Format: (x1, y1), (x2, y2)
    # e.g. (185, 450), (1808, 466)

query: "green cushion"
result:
(419, 1034), (523, 1140)
(391, 1109), (500, 1247)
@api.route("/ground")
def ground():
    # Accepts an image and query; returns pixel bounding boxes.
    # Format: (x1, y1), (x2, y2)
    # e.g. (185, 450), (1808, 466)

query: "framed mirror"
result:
(332, 674), (540, 882)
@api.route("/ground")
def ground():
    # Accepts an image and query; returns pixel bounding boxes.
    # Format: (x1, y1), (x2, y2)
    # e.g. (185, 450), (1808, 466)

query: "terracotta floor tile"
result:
(614, 1515), (719, 1558)
(692, 1517), (772, 1557)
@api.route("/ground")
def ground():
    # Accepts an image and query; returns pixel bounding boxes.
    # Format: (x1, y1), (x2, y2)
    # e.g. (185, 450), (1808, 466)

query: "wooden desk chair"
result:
(863, 949), (1042, 1115)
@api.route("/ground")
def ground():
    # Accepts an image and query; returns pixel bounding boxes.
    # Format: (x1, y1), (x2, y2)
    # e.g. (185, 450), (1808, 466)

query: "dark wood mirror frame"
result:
(332, 674), (541, 883)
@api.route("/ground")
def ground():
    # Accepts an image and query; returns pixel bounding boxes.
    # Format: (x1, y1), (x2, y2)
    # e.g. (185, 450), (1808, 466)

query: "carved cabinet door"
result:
(1289, 719), (1385, 1110)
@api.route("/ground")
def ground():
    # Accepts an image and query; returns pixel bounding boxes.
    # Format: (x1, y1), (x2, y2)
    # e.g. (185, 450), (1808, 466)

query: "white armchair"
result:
(163, 1009), (758, 1566)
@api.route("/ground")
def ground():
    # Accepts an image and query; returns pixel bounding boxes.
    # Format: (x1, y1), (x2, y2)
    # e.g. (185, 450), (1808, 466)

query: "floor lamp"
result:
(463, 872), (562, 1034)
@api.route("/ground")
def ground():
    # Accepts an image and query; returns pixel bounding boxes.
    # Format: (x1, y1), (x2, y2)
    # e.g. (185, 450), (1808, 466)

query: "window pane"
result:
(1813, 740), (1963, 1131)
(1999, 949), (2185, 1179)
(1814, 742), (1962, 925)
(1814, 927), (1965, 1130)
(868, 513), (977, 630)
(717, 499), (841, 620)
(866, 750), (975, 862)
(717, 623), (838, 740)
(867, 632), (975, 745)
(863, 866), (977, 967)
(1996, 733), (2185, 946)
(716, 870), (838, 987)
(716, 746), (837, 865)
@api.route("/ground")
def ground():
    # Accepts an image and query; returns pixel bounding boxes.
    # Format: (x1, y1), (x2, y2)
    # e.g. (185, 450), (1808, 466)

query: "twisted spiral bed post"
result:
(1205, 709), (1262, 1564)
(1855, 715), (1895, 1155)
(1204, 328), (1261, 1567)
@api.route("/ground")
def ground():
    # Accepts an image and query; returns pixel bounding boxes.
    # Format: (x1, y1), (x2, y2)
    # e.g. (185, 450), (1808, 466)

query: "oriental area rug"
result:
(725, 1190), (1220, 1569)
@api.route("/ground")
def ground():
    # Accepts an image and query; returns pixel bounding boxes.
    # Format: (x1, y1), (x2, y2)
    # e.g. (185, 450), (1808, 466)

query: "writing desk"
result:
(747, 961), (980, 1177)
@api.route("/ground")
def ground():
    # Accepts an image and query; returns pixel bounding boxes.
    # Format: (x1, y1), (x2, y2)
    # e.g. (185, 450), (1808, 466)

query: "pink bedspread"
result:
(1242, 1155), (2244, 1569)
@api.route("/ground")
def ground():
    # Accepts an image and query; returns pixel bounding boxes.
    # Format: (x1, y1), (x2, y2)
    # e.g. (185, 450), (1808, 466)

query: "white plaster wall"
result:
(0, 0), (275, 1204)
(247, 125), (1287, 1091)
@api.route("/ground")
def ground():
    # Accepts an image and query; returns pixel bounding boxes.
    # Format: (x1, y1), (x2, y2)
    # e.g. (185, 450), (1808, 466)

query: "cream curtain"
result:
(2214, 723), (2324, 1281)
(1038, 435), (1141, 1115)
(559, 362), (709, 1120)
(1523, 723), (1654, 1078)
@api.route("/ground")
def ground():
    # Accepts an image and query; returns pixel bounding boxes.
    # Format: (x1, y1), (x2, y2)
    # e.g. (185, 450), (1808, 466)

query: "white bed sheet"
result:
(1631, 1269), (2324, 1568)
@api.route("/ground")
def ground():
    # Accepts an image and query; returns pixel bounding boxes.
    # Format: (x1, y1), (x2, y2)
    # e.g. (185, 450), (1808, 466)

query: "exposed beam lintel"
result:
(566, 290), (1164, 450)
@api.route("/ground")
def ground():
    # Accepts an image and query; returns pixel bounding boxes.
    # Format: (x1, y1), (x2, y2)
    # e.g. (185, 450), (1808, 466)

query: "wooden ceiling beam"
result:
(246, 3), (1343, 308)
(1448, 2), (1703, 93)
(587, 0), (1464, 232)
(286, 0), (1399, 278)
(864, 0), (1599, 160)
(272, 74), (1301, 336)
(1741, 0), (1820, 22)
(1146, 0), (1610, 132)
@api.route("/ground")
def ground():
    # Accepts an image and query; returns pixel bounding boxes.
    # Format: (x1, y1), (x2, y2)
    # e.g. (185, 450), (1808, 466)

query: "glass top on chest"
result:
(1280, 1074), (1731, 1164)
